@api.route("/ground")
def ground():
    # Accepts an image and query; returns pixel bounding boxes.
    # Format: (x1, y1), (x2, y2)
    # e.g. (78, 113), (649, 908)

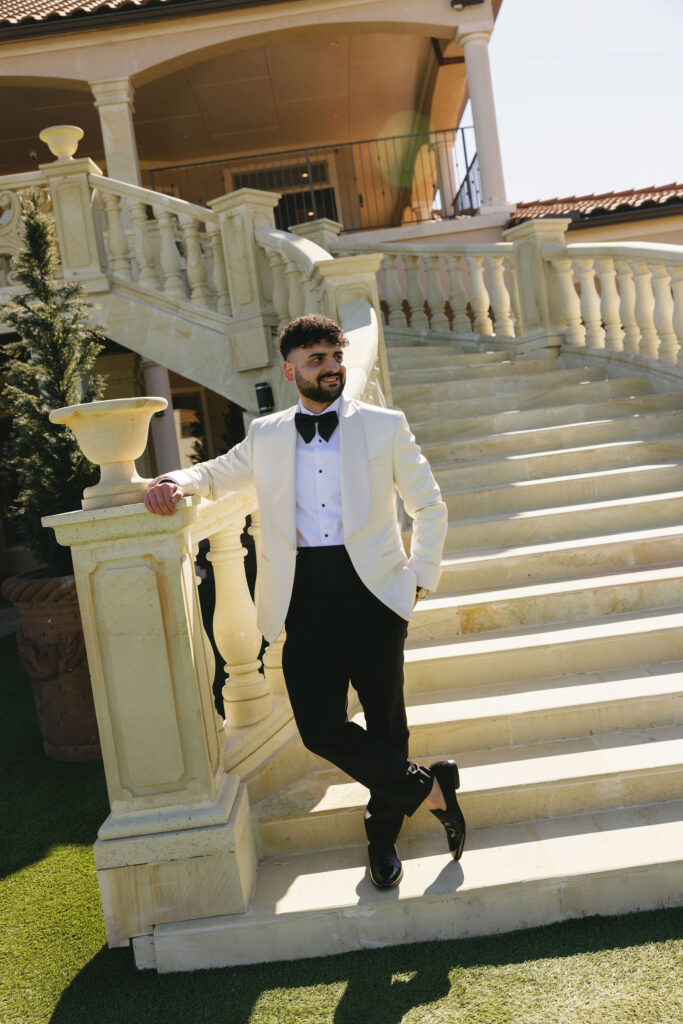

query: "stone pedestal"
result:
(209, 188), (280, 370)
(42, 498), (257, 947)
(504, 218), (572, 344)
(39, 156), (108, 289)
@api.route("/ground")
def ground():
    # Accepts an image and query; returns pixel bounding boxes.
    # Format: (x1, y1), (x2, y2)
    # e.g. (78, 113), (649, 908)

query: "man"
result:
(145, 314), (466, 887)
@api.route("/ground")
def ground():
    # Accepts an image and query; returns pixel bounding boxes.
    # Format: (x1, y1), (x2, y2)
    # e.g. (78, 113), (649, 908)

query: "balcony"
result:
(145, 127), (480, 233)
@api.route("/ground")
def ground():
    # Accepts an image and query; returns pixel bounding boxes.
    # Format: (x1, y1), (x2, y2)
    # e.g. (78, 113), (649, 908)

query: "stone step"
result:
(404, 377), (652, 426)
(412, 389), (683, 444)
(442, 463), (683, 519)
(395, 666), (683, 754)
(438, 524), (683, 594)
(421, 408), (683, 464)
(412, 565), (683, 641)
(390, 357), (561, 387)
(433, 436), (683, 491)
(145, 800), (683, 969)
(386, 347), (509, 370)
(404, 608), (683, 693)
(254, 725), (683, 857)
(440, 489), (683, 552)
(393, 364), (606, 406)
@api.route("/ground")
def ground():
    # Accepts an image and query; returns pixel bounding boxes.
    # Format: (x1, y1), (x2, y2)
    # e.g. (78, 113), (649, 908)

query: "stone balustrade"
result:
(544, 241), (683, 367)
(333, 238), (520, 340)
(92, 175), (231, 316)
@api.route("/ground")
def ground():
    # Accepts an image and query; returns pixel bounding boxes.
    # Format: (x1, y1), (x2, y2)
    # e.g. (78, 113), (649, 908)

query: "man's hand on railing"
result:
(144, 479), (184, 515)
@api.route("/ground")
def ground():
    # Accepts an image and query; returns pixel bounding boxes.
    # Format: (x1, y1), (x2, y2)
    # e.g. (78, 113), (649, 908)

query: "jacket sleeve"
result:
(392, 411), (448, 592)
(152, 424), (254, 501)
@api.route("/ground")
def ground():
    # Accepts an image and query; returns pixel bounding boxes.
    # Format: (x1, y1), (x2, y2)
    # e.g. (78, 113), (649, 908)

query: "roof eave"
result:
(0, 0), (292, 41)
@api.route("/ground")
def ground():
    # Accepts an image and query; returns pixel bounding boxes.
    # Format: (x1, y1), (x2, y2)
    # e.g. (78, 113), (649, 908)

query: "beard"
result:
(294, 367), (345, 403)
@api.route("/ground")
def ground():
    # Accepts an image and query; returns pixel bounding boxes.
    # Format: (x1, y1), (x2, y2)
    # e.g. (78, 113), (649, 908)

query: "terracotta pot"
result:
(2, 574), (101, 761)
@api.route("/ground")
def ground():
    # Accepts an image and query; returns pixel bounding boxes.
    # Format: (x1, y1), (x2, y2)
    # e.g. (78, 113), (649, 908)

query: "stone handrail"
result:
(543, 239), (683, 365)
(256, 225), (392, 407)
(333, 237), (519, 340)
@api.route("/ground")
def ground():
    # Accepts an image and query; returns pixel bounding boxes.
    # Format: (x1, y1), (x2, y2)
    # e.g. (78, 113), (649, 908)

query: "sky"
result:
(481, 0), (682, 202)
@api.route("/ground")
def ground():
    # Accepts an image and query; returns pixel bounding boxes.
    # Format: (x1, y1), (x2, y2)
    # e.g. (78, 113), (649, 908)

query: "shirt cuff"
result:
(408, 557), (441, 592)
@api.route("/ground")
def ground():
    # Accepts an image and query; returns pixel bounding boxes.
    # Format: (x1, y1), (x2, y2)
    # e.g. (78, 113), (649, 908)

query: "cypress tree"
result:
(0, 190), (106, 575)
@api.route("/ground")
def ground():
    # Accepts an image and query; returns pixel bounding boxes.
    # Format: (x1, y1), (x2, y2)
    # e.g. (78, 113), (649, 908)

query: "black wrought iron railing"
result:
(146, 127), (480, 233)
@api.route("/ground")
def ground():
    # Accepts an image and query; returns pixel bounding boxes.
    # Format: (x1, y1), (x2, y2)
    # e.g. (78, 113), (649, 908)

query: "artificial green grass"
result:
(2, 631), (682, 1024)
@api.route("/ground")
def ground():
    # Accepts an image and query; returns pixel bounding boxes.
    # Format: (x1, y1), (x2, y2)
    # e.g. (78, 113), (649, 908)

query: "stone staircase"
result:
(144, 341), (683, 973)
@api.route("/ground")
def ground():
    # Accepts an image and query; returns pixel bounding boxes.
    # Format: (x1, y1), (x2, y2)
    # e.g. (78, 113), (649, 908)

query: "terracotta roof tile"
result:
(0, 0), (175, 26)
(513, 183), (683, 221)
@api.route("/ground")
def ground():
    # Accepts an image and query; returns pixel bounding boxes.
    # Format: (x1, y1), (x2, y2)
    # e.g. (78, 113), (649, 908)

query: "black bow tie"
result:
(294, 410), (339, 443)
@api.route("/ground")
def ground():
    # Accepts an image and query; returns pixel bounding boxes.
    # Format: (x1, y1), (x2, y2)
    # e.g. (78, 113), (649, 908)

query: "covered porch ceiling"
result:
(0, 29), (468, 174)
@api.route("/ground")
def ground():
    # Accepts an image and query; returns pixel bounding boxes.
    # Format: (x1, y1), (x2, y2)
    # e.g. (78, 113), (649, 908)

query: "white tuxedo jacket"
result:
(166, 396), (448, 642)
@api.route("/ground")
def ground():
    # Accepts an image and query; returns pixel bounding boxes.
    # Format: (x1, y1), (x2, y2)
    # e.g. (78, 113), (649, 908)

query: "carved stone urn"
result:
(2, 573), (100, 761)
(49, 395), (167, 509)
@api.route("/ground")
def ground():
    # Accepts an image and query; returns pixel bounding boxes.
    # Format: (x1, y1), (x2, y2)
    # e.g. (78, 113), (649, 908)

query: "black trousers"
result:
(282, 545), (432, 845)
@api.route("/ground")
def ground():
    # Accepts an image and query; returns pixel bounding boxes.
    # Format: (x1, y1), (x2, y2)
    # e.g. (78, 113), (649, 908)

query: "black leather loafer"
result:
(429, 760), (466, 861)
(368, 842), (403, 888)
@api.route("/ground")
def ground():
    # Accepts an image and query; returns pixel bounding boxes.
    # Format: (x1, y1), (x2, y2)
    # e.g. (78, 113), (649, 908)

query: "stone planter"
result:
(2, 573), (100, 761)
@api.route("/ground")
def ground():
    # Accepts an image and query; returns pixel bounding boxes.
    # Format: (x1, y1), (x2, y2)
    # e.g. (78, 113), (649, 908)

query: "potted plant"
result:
(1, 189), (106, 761)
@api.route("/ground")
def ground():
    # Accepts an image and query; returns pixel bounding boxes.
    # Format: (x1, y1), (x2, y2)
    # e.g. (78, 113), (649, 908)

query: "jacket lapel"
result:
(269, 405), (297, 546)
(340, 396), (371, 540)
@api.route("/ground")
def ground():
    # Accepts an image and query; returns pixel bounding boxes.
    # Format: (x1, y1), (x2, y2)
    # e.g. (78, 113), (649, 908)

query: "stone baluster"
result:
(206, 222), (231, 316)
(302, 272), (318, 314)
(402, 254), (429, 328)
(102, 192), (132, 280)
(153, 206), (186, 300)
(445, 254), (472, 333)
(485, 253), (514, 337)
(650, 262), (677, 363)
(670, 267), (683, 364)
(207, 520), (271, 728)
(248, 509), (286, 694)
(422, 254), (449, 330)
(263, 248), (287, 328)
(575, 258), (605, 348)
(284, 257), (305, 320)
(381, 253), (406, 327)
(179, 214), (210, 307)
(632, 260), (659, 359)
(616, 259), (640, 354)
(503, 254), (523, 336)
(595, 257), (624, 351)
(551, 257), (585, 346)
(265, 248), (289, 331)
(465, 254), (494, 335)
(127, 198), (158, 289)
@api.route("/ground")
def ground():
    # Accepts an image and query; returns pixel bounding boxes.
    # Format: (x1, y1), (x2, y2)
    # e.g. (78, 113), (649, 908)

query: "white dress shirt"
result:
(295, 395), (344, 547)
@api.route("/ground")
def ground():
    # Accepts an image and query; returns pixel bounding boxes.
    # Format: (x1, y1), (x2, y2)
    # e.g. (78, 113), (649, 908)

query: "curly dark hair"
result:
(278, 314), (348, 361)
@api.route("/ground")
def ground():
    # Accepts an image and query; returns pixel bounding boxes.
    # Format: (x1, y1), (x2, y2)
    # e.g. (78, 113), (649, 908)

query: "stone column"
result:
(142, 359), (181, 475)
(90, 78), (141, 186)
(209, 188), (280, 370)
(455, 27), (511, 214)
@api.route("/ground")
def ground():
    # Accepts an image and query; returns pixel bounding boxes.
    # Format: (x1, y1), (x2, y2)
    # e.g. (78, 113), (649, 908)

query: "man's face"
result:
(284, 339), (346, 405)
